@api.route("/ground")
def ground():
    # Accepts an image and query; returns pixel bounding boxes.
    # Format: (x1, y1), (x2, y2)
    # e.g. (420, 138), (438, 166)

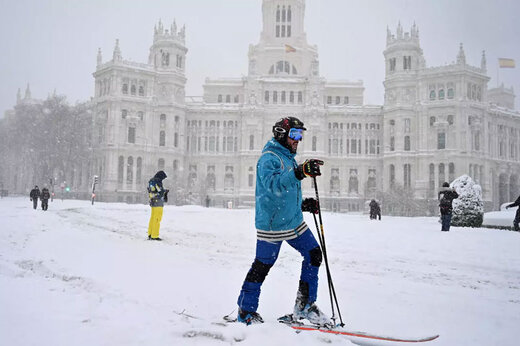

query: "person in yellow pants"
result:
(147, 170), (169, 241)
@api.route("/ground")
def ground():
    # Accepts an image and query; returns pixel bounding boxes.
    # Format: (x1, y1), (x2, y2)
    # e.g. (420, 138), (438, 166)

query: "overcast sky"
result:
(1, 0), (519, 116)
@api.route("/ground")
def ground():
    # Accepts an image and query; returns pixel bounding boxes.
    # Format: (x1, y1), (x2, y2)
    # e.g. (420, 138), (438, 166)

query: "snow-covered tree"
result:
(451, 175), (484, 227)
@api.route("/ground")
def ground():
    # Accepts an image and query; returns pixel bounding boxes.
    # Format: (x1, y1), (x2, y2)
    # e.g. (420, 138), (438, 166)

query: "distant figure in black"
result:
(205, 195), (210, 208)
(505, 195), (520, 232)
(29, 186), (40, 210)
(41, 187), (50, 211)
(369, 199), (381, 220)
(438, 182), (459, 232)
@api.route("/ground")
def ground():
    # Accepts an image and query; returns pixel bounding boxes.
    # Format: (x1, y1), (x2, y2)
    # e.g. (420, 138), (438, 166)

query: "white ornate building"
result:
(92, 0), (520, 213)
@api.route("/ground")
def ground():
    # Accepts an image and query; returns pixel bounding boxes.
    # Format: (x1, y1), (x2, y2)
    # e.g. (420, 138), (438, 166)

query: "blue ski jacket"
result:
(255, 138), (303, 231)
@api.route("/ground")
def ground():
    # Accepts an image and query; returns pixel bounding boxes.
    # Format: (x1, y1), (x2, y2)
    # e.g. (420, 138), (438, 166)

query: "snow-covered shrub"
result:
(451, 175), (484, 227)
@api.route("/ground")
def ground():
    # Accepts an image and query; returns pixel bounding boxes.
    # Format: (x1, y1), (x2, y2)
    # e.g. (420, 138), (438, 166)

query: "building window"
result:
(429, 90), (436, 100)
(335, 96), (341, 105)
(118, 156), (124, 184)
(430, 116), (436, 127)
(130, 85), (136, 95)
(122, 84), (128, 94)
(273, 91), (278, 104)
(390, 136), (395, 151)
(281, 91), (286, 103)
(389, 164), (395, 189)
(139, 86), (145, 96)
(218, 94), (223, 103)
(234, 95), (239, 103)
(298, 91), (303, 104)
(447, 114), (454, 125)
(438, 132), (446, 149)
(404, 118), (411, 133)
(138, 111), (144, 121)
(403, 56), (412, 70)
(121, 109), (127, 119)
(226, 95), (231, 103)
(404, 135), (411, 151)
(404, 164), (411, 188)
(264, 91), (269, 103)
(289, 91), (294, 103)
(327, 96), (332, 104)
(136, 157), (142, 184)
(159, 131), (165, 146)
(128, 127), (136, 143)
(389, 57), (396, 72)
(249, 135), (254, 150)
(449, 163), (455, 182)
(248, 167), (254, 187)
(438, 89), (445, 100)
(174, 133), (178, 147)
(344, 96), (349, 104)
(447, 88), (454, 99)
(127, 156), (133, 184)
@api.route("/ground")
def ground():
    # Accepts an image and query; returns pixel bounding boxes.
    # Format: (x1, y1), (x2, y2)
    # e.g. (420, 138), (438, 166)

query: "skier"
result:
(505, 194), (520, 232)
(40, 186), (50, 211)
(147, 170), (169, 241)
(438, 182), (459, 232)
(236, 116), (329, 326)
(29, 185), (40, 210)
(369, 199), (381, 220)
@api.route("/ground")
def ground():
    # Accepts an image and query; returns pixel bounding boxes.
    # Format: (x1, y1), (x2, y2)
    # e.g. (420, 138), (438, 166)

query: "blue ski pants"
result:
(441, 213), (452, 231)
(237, 228), (321, 313)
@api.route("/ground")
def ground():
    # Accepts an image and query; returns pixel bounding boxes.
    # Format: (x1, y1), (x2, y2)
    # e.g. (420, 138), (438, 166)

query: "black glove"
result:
(295, 159), (324, 180)
(163, 189), (169, 203)
(302, 198), (320, 214)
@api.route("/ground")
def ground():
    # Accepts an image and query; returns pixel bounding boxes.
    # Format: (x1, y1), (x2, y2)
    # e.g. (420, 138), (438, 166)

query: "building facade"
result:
(91, 0), (520, 213)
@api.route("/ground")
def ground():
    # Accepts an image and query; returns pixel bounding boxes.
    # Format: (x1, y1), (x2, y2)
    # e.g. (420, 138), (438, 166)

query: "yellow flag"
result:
(285, 44), (296, 53)
(498, 58), (515, 68)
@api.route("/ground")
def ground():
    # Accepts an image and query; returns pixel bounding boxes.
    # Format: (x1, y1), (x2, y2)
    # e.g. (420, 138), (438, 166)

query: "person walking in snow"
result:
(147, 170), (169, 241)
(40, 186), (50, 211)
(369, 199), (381, 220)
(29, 185), (40, 210)
(236, 116), (329, 326)
(505, 195), (520, 232)
(438, 182), (459, 232)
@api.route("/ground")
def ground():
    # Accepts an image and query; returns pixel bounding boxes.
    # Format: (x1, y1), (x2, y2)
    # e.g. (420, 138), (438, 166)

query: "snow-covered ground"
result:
(1, 196), (519, 346)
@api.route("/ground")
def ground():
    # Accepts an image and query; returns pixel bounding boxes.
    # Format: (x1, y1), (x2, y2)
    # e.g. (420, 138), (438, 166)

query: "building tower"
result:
(382, 22), (425, 196)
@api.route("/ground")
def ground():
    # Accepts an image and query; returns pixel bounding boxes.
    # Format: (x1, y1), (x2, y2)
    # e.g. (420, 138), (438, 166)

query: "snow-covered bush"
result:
(451, 175), (484, 227)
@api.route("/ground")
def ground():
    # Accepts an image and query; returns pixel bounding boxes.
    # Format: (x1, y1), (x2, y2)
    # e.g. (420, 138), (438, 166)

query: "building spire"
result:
(24, 83), (31, 99)
(16, 88), (21, 104)
(112, 39), (122, 62)
(457, 43), (466, 65)
(480, 50), (487, 71)
(97, 48), (102, 66)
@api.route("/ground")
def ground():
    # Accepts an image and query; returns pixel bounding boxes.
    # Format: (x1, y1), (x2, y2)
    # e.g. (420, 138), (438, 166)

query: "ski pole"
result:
(313, 176), (345, 327)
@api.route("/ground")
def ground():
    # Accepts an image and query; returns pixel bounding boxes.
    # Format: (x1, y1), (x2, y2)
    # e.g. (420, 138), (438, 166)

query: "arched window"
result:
(438, 163), (445, 188)
(218, 94), (223, 103)
(118, 156), (124, 184)
(404, 164), (411, 189)
(298, 91), (303, 104)
(136, 157), (142, 184)
(273, 91), (278, 104)
(122, 84), (128, 94)
(289, 91), (294, 103)
(139, 86), (144, 96)
(174, 133), (178, 147)
(438, 89), (445, 100)
(447, 88), (454, 99)
(249, 135), (254, 150)
(281, 91), (286, 103)
(429, 90), (436, 100)
(160, 113), (166, 122)
(390, 136), (395, 151)
(127, 156), (133, 184)
(130, 85), (136, 95)
(449, 163), (455, 182)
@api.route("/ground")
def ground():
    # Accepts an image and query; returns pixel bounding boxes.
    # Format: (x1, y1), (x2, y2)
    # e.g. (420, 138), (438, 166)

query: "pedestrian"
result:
(40, 186), (50, 211)
(205, 195), (210, 208)
(29, 185), (40, 210)
(369, 199), (381, 220)
(438, 182), (459, 232)
(147, 170), (168, 241)
(505, 195), (520, 232)
(236, 116), (329, 326)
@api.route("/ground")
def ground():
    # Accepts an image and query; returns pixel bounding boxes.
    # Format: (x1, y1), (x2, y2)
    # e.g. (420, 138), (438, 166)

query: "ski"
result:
(278, 314), (439, 343)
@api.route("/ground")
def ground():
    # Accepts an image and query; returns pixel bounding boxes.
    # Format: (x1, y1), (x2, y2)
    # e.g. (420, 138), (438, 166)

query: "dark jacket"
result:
(507, 195), (520, 209)
(148, 171), (167, 207)
(41, 188), (50, 201)
(369, 200), (380, 213)
(30, 188), (41, 200)
(438, 187), (459, 215)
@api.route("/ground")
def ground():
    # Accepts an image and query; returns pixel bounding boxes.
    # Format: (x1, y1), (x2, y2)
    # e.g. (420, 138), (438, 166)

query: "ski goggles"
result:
(288, 128), (304, 141)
